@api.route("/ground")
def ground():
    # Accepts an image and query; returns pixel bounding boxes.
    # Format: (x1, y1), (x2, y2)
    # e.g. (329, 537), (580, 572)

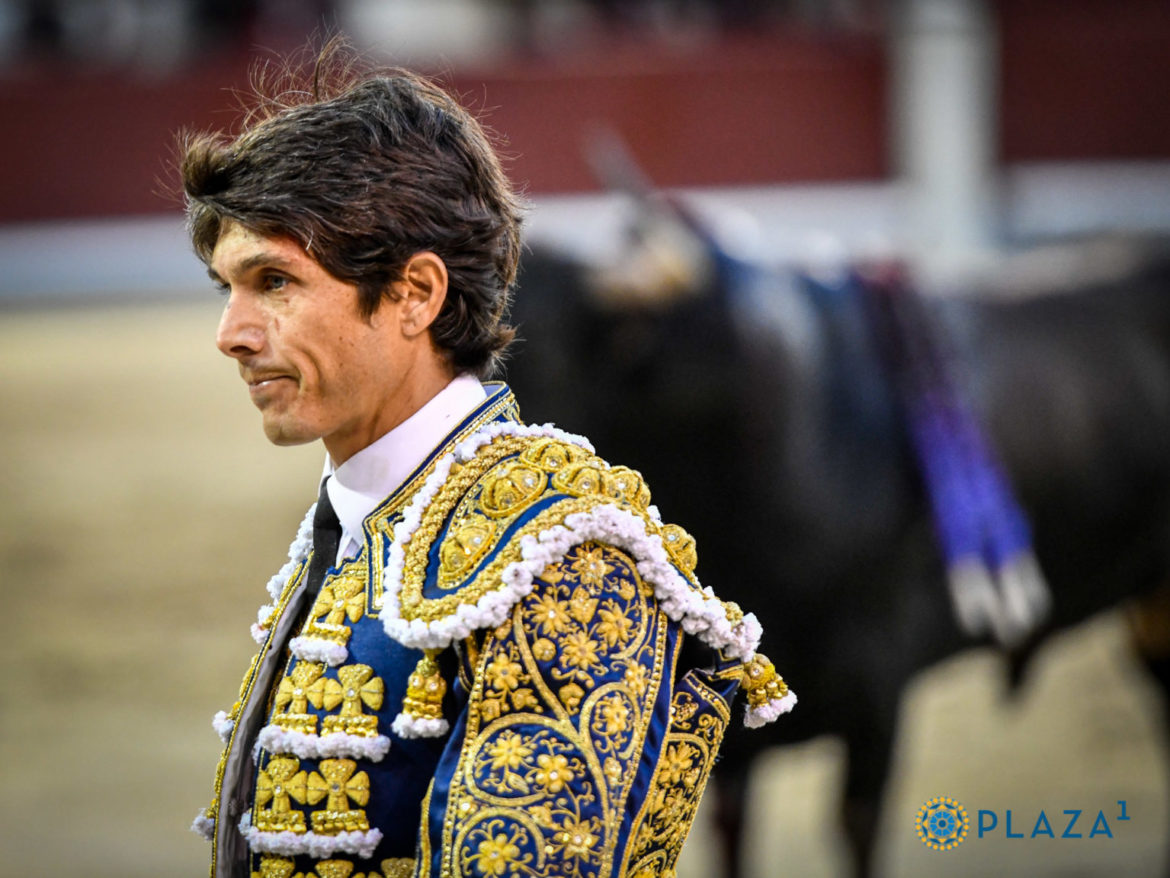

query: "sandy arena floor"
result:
(0, 301), (1165, 877)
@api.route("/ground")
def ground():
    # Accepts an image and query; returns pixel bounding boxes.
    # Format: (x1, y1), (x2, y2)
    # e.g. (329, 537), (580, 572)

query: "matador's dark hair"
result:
(179, 40), (523, 377)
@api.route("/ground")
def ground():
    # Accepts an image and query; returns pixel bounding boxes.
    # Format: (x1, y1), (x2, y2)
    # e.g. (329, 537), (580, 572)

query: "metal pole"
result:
(891, 0), (999, 274)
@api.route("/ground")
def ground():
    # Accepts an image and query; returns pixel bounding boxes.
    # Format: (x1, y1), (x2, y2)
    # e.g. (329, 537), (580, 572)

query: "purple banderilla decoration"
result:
(850, 263), (1050, 645)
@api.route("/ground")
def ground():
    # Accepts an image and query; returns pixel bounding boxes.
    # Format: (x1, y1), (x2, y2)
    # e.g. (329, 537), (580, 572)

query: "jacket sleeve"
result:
(415, 540), (684, 878)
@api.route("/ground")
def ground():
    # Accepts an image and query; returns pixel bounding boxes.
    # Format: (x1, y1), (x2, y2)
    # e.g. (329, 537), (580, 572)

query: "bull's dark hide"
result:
(502, 238), (1170, 877)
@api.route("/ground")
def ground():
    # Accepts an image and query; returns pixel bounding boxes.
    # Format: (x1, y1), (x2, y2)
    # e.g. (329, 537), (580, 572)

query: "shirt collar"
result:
(322, 373), (487, 553)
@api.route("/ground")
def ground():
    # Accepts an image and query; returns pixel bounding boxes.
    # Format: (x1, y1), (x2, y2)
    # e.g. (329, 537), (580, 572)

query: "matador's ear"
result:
(396, 251), (448, 337)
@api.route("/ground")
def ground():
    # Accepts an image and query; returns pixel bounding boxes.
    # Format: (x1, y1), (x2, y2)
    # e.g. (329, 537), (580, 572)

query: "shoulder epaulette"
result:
(380, 421), (764, 658)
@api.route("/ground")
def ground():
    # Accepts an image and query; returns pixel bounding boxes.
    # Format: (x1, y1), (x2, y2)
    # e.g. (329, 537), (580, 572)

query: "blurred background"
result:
(2, 1), (1169, 876)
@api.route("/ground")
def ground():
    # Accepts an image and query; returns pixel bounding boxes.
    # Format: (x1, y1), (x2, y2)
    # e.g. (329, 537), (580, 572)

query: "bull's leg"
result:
(1126, 585), (1170, 878)
(840, 720), (896, 878)
(710, 763), (751, 878)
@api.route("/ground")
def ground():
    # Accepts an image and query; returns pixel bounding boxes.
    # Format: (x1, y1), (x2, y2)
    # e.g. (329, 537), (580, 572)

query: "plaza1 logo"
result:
(916, 797), (970, 850)
(915, 797), (1132, 850)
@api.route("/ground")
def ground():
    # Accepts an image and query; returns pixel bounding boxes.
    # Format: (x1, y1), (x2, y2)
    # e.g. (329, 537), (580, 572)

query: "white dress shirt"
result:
(322, 373), (487, 562)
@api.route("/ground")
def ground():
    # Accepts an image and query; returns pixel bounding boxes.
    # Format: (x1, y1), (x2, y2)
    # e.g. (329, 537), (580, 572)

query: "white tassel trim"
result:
(452, 420), (594, 464)
(212, 710), (235, 744)
(391, 713), (450, 739)
(251, 604), (276, 644)
(241, 818), (383, 859)
(385, 496), (761, 659)
(289, 636), (348, 667)
(254, 724), (391, 761)
(265, 504), (316, 601)
(248, 504), (317, 644)
(191, 812), (215, 840)
(744, 690), (798, 729)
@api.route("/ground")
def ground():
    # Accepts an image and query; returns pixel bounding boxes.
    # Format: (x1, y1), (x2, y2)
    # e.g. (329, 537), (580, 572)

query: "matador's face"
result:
(209, 222), (429, 464)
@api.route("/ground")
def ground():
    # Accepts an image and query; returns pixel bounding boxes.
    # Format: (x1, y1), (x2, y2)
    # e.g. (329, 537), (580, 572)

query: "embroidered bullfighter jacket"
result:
(194, 383), (794, 878)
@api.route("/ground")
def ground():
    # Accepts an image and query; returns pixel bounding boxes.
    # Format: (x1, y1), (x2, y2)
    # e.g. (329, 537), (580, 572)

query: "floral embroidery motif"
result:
(625, 677), (733, 877)
(439, 543), (668, 878)
(479, 638), (541, 722)
(202, 402), (791, 878)
(568, 547), (610, 587)
(529, 593), (571, 637)
(468, 826), (525, 876)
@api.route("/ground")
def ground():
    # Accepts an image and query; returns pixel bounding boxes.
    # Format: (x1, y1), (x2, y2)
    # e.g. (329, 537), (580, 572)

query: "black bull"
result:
(501, 240), (1170, 876)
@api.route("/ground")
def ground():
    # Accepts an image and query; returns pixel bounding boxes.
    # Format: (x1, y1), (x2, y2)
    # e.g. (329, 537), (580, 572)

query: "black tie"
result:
(304, 477), (342, 597)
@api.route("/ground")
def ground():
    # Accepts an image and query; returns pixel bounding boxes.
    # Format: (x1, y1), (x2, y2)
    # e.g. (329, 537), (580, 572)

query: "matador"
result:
(184, 48), (794, 878)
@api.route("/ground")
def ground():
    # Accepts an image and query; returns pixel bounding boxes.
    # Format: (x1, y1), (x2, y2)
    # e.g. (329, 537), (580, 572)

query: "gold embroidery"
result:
(207, 558), (306, 862)
(624, 678), (732, 877)
(418, 780), (435, 877)
(479, 462), (547, 517)
(380, 858), (416, 878)
(658, 525), (697, 576)
(274, 661), (326, 735)
(568, 587), (599, 625)
(320, 665), (384, 737)
(518, 436), (593, 471)
(404, 450), (703, 626)
(252, 860), (391, 878)
(531, 638), (556, 662)
(254, 756), (319, 833)
(468, 826), (525, 876)
(600, 466), (651, 509)
(439, 544), (669, 878)
(307, 676), (343, 711)
(551, 815), (601, 860)
(255, 855), (296, 878)
(402, 435), (535, 602)
(438, 514), (496, 581)
(209, 388), (522, 877)
(401, 649), (448, 723)
(741, 652), (789, 708)
(480, 635), (541, 722)
(304, 571), (367, 644)
(362, 385), (519, 618)
(405, 497), (592, 624)
(569, 547), (611, 589)
(721, 600), (744, 627)
(403, 432), (672, 614)
(314, 860), (355, 878)
(550, 460), (606, 496)
(309, 759), (370, 834)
